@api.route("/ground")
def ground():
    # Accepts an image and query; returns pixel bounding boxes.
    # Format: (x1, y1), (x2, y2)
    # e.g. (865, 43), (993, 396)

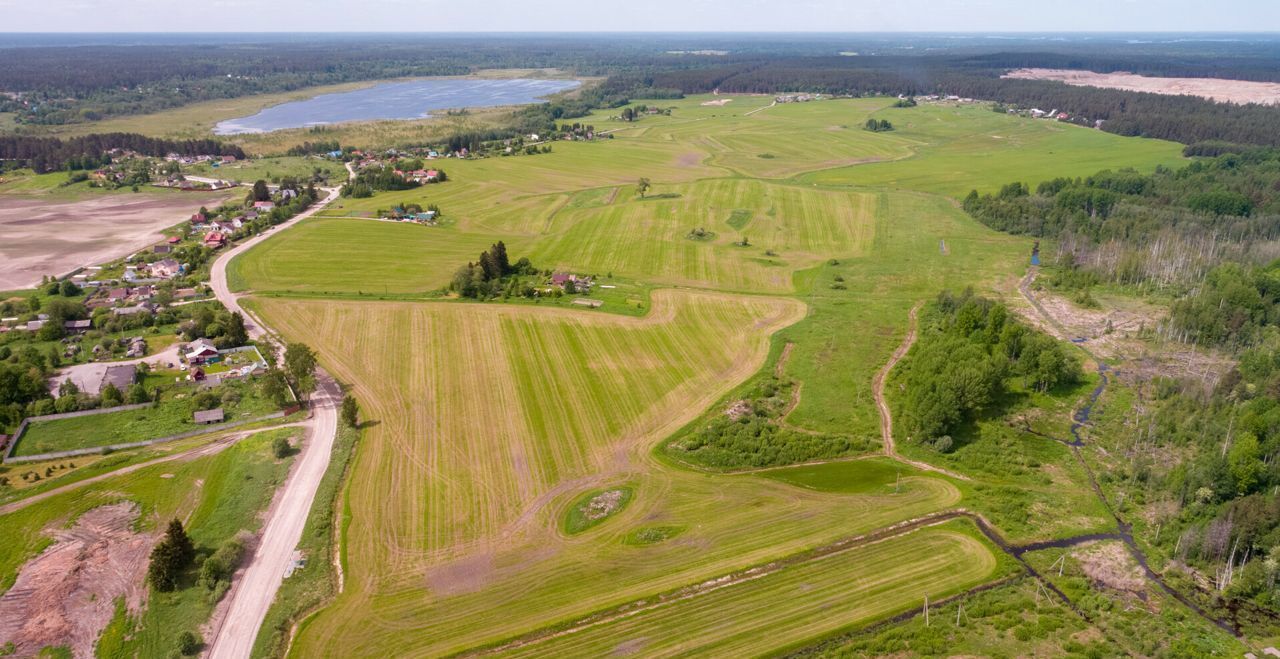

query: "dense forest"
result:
(896, 291), (1081, 452)
(963, 149), (1280, 349)
(0, 134), (244, 173)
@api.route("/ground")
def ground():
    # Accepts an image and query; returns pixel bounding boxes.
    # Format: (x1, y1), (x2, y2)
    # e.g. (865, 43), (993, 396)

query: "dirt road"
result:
(206, 375), (340, 659)
(205, 185), (345, 659)
(872, 303), (970, 481)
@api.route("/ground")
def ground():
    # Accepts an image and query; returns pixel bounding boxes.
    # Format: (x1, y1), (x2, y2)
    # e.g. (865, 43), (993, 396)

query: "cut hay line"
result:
(487, 524), (997, 657)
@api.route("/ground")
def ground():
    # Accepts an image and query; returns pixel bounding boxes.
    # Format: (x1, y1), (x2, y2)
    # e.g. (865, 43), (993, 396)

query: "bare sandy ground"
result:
(1003, 68), (1280, 105)
(0, 192), (234, 290)
(0, 502), (153, 659)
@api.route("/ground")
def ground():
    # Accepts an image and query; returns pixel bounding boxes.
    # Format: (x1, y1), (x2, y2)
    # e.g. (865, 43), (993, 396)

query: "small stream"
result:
(1014, 278), (1248, 637)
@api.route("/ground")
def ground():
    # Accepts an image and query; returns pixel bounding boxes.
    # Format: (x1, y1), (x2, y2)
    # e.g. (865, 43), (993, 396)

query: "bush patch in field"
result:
(624, 525), (686, 546)
(564, 487), (634, 534)
(685, 227), (716, 241)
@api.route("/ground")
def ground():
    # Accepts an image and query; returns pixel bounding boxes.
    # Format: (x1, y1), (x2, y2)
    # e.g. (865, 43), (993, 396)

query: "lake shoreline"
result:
(214, 77), (582, 135)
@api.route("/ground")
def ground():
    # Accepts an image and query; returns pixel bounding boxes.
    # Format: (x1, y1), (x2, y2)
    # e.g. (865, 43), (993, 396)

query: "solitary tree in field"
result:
(637, 177), (651, 199)
(341, 394), (360, 428)
(148, 519), (195, 591)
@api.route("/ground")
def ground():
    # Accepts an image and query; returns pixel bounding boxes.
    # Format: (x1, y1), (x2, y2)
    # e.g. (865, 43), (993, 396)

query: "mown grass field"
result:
(498, 523), (1003, 658)
(798, 103), (1185, 197)
(226, 94), (1187, 655)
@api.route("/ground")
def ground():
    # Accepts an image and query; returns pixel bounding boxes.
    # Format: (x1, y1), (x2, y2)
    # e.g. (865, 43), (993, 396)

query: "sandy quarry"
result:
(0, 191), (235, 290)
(1003, 68), (1280, 105)
(0, 502), (154, 658)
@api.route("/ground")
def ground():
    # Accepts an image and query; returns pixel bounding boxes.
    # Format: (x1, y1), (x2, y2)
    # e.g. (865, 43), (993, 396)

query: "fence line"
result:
(4, 411), (286, 464)
(2, 403), (152, 462)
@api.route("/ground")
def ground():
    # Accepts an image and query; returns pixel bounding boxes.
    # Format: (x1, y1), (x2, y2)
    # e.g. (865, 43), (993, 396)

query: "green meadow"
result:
(222, 94), (1184, 656)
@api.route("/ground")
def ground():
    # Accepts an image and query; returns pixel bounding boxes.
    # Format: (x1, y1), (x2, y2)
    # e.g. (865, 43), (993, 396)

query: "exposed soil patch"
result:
(1004, 68), (1280, 106)
(0, 502), (154, 658)
(725, 400), (753, 421)
(1075, 541), (1148, 598)
(0, 191), (234, 289)
(675, 152), (703, 168)
(581, 489), (626, 522)
(1015, 275), (1233, 385)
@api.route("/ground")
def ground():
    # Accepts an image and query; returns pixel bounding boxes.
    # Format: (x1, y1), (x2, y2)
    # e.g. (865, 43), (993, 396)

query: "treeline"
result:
(621, 58), (1280, 147)
(285, 140), (341, 157)
(964, 149), (1280, 297)
(897, 291), (1081, 452)
(0, 134), (244, 173)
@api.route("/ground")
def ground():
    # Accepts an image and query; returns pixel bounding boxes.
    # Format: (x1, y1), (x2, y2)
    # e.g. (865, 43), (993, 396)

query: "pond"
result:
(214, 78), (581, 135)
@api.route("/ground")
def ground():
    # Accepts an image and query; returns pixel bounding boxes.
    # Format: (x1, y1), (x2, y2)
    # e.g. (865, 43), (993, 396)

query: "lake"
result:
(213, 78), (581, 135)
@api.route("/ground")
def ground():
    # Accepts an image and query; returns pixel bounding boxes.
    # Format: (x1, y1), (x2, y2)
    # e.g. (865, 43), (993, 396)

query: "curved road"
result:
(872, 302), (970, 481)
(206, 185), (345, 659)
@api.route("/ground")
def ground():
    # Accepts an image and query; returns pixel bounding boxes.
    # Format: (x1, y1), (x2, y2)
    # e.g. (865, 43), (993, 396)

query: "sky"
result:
(1, 0), (1278, 33)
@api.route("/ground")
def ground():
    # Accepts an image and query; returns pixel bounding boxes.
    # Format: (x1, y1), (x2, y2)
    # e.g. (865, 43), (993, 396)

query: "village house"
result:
(550, 273), (593, 292)
(63, 319), (92, 333)
(253, 201), (276, 211)
(221, 155), (237, 163)
(203, 231), (227, 249)
(190, 212), (207, 226)
(101, 364), (137, 393)
(185, 338), (219, 365)
(151, 258), (182, 279)
(153, 244), (173, 254)
(126, 336), (147, 358)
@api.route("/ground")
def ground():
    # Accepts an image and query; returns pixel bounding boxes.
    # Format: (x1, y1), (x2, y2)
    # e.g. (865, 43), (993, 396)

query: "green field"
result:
(499, 523), (1004, 657)
(13, 381), (276, 457)
(221, 94), (1185, 655)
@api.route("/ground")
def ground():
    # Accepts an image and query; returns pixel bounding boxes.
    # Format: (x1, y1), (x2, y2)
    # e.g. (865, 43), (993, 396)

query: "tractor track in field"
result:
(457, 505), (1171, 658)
(874, 303), (970, 481)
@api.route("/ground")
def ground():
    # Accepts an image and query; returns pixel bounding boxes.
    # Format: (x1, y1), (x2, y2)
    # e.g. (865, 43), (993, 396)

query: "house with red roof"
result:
(203, 231), (227, 249)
